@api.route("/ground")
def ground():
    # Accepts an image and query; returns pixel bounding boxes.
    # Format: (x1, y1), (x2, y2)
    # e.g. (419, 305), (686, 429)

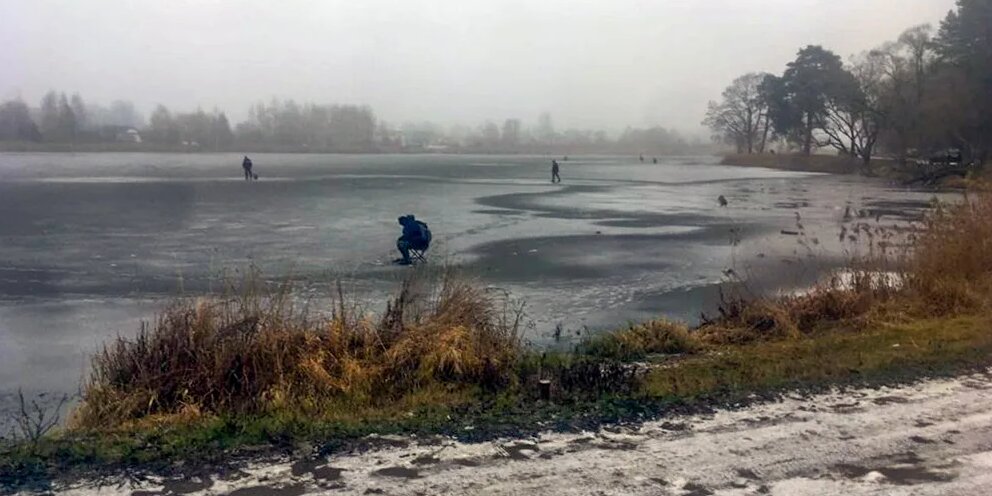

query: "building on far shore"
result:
(114, 128), (142, 143)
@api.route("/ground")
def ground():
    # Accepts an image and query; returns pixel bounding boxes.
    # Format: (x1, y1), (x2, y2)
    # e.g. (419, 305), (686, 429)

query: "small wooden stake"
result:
(538, 379), (552, 401)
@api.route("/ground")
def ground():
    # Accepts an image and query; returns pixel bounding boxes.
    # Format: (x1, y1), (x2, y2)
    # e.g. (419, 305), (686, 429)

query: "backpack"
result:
(415, 220), (432, 246)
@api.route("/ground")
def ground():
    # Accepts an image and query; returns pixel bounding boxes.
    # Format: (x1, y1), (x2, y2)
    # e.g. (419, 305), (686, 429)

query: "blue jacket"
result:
(401, 218), (431, 247)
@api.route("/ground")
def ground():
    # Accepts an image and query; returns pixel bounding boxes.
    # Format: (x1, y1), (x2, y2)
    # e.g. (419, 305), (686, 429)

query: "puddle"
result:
(225, 484), (307, 496)
(592, 440), (639, 451)
(682, 481), (715, 495)
(288, 459), (344, 482)
(161, 477), (213, 494)
(872, 396), (910, 406)
(735, 468), (760, 480)
(833, 462), (956, 486)
(501, 442), (540, 460)
(372, 466), (421, 479)
(876, 466), (957, 485)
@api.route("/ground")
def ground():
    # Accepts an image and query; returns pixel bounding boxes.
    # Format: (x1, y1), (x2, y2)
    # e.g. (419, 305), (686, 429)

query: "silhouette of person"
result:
(652, 157), (658, 164)
(639, 154), (644, 162)
(551, 159), (561, 183)
(242, 156), (254, 181)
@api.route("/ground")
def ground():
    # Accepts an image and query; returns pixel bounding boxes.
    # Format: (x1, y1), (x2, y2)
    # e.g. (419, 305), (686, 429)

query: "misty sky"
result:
(1, 0), (957, 135)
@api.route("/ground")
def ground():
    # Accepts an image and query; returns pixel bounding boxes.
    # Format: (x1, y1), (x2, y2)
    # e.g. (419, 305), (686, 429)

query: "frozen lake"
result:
(0, 153), (942, 396)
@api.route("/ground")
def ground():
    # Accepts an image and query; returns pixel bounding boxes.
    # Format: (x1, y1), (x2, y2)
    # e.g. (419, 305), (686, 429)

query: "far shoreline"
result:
(0, 141), (722, 157)
(720, 152), (873, 174)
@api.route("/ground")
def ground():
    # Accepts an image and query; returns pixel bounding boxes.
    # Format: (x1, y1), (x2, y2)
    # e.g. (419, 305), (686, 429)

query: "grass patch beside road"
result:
(642, 315), (992, 399)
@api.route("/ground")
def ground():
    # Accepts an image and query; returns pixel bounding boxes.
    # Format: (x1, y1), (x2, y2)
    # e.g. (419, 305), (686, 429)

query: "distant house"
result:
(115, 128), (142, 143)
(424, 143), (450, 152)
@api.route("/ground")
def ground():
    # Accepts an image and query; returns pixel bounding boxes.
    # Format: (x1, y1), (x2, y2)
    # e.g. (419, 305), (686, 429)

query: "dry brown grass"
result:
(577, 320), (699, 360)
(721, 153), (862, 174)
(72, 271), (524, 429)
(697, 270), (895, 345)
(693, 186), (992, 346)
(902, 188), (992, 314)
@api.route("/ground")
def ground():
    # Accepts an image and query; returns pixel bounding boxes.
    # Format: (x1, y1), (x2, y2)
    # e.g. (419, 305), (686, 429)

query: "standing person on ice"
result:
(242, 156), (254, 181)
(551, 159), (561, 183)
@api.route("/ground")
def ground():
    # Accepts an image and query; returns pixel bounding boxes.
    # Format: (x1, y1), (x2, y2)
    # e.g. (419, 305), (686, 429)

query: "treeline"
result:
(704, 0), (991, 170)
(229, 101), (376, 151)
(1, 95), (703, 154)
(0, 92), (142, 144)
(396, 114), (698, 155)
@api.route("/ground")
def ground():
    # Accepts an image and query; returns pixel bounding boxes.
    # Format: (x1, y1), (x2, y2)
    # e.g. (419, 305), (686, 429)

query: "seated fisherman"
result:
(395, 215), (431, 265)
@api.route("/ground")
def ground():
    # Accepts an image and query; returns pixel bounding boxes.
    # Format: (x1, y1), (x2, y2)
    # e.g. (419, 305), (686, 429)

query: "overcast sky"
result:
(1, 0), (957, 135)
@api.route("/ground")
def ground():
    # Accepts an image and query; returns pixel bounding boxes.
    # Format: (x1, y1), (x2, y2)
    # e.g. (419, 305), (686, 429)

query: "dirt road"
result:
(55, 370), (992, 495)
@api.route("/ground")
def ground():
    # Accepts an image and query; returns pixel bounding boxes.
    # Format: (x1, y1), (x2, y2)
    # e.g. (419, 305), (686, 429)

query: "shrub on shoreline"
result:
(72, 273), (524, 429)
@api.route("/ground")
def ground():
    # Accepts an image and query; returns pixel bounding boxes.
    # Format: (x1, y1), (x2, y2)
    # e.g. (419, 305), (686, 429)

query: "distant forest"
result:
(0, 95), (710, 155)
(704, 0), (991, 170)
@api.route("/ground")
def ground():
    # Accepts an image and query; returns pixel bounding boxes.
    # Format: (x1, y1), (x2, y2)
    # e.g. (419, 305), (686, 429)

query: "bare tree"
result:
(501, 118), (521, 147)
(819, 52), (888, 171)
(536, 112), (555, 144)
(39, 91), (60, 140)
(703, 73), (773, 154)
(69, 93), (88, 131)
(868, 25), (937, 160)
(898, 24), (937, 105)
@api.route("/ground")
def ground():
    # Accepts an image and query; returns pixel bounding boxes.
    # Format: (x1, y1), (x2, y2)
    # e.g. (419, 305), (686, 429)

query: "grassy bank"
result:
(722, 152), (987, 186)
(3, 189), (992, 489)
(721, 152), (864, 174)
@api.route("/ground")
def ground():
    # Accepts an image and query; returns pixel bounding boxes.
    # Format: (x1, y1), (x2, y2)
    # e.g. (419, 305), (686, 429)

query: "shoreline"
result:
(721, 152), (870, 174)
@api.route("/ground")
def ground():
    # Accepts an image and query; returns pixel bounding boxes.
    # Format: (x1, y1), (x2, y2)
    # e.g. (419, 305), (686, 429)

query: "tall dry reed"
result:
(73, 271), (524, 428)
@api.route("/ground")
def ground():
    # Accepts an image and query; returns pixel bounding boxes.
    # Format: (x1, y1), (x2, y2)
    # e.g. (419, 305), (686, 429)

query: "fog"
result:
(1, 0), (956, 134)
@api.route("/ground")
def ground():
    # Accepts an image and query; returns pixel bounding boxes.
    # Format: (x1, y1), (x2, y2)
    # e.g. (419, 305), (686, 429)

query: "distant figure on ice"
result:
(652, 157), (658, 164)
(639, 154), (645, 163)
(551, 159), (561, 183)
(718, 195), (728, 207)
(394, 215), (432, 265)
(242, 156), (254, 181)
(562, 156), (569, 161)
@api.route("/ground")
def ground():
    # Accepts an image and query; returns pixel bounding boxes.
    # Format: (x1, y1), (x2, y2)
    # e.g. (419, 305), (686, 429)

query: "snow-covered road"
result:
(52, 370), (992, 495)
